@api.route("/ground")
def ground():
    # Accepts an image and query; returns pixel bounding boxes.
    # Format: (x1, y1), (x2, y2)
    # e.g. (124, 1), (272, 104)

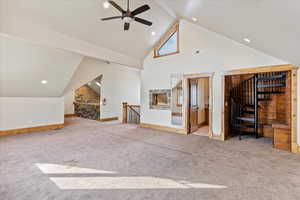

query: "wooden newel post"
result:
(122, 102), (128, 123)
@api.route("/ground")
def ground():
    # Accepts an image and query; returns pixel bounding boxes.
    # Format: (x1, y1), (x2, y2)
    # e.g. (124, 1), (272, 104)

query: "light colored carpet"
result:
(193, 126), (209, 137)
(1, 117), (300, 200)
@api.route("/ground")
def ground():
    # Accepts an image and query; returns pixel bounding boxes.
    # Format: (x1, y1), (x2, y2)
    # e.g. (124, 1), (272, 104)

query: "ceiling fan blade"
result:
(124, 23), (130, 31)
(108, 1), (125, 13)
(101, 16), (122, 21)
(131, 5), (150, 16)
(134, 17), (152, 26)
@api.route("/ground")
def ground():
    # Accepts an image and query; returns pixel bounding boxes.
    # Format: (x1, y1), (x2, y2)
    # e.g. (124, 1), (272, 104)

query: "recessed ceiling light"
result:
(244, 38), (251, 43)
(41, 80), (48, 84)
(103, 1), (110, 9)
(192, 17), (198, 22)
(151, 31), (156, 36)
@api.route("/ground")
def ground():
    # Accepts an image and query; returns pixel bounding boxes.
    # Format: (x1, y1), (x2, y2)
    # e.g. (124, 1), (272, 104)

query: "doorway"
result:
(221, 65), (298, 153)
(187, 77), (211, 135)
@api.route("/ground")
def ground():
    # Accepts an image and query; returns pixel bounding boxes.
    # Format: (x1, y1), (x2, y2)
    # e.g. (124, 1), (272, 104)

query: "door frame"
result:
(183, 73), (214, 138)
(220, 64), (299, 153)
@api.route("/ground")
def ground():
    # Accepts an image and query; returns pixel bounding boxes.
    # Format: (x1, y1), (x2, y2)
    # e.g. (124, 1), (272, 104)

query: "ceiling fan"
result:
(101, 0), (152, 31)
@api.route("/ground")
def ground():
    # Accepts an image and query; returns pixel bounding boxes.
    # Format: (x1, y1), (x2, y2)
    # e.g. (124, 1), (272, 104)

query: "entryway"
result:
(185, 73), (213, 137)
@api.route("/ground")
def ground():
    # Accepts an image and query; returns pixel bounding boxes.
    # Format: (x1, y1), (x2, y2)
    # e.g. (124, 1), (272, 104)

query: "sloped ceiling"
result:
(0, 35), (83, 97)
(0, 0), (298, 99)
(0, 0), (174, 63)
(161, 0), (300, 66)
(1, 0), (297, 67)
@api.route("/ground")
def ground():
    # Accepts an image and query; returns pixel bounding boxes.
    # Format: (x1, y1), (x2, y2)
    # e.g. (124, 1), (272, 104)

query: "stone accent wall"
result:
(74, 102), (100, 120)
(149, 89), (171, 110)
(75, 85), (100, 103)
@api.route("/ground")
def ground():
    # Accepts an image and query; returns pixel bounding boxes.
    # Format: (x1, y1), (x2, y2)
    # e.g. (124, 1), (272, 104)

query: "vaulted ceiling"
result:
(163, 0), (300, 67)
(1, 0), (299, 67)
(0, 0), (174, 65)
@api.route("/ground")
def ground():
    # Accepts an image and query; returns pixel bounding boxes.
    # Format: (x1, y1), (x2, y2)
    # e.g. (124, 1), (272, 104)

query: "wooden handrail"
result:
(123, 102), (128, 123)
(122, 102), (141, 124)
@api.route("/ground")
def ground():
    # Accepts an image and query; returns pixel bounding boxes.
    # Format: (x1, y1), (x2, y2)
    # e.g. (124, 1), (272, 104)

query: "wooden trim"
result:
(154, 23), (180, 58)
(293, 144), (300, 154)
(0, 124), (64, 137)
(184, 72), (214, 138)
(291, 69), (298, 153)
(64, 114), (76, 118)
(220, 75), (226, 141)
(140, 123), (187, 135)
(183, 73), (214, 79)
(223, 64), (298, 76)
(172, 112), (182, 117)
(100, 117), (119, 122)
(122, 102), (128, 123)
(128, 105), (140, 108)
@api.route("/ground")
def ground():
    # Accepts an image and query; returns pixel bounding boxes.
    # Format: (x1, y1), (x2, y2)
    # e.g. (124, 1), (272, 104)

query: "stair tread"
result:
(257, 83), (285, 88)
(236, 117), (255, 122)
(242, 110), (255, 114)
(243, 104), (255, 107)
(258, 98), (272, 101)
(257, 91), (283, 94)
(257, 74), (286, 81)
(243, 104), (260, 108)
(232, 124), (255, 128)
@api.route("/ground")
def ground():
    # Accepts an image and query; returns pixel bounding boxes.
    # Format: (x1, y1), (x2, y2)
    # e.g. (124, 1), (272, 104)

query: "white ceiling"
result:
(1, 0), (299, 67)
(0, 35), (83, 97)
(2, 0), (174, 60)
(161, 0), (300, 66)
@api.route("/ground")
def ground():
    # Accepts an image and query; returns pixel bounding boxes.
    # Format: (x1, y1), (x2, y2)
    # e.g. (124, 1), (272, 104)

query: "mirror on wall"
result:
(171, 73), (184, 126)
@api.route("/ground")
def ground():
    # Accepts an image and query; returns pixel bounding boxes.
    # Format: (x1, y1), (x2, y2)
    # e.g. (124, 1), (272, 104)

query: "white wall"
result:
(0, 97), (64, 131)
(64, 57), (141, 121)
(64, 91), (75, 115)
(141, 20), (288, 137)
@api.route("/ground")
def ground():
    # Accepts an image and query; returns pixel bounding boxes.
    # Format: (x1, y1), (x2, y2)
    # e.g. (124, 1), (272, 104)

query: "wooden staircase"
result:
(230, 72), (287, 140)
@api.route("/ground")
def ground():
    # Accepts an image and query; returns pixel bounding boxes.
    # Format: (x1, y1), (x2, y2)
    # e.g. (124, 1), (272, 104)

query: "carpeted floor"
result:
(1, 117), (300, 200)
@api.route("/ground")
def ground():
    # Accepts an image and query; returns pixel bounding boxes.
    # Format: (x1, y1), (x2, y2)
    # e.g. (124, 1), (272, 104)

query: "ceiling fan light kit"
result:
(101, 0), (152, 31)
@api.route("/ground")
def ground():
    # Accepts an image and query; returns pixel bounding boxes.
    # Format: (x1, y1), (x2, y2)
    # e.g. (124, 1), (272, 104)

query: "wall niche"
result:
(149, 89), (171, 110)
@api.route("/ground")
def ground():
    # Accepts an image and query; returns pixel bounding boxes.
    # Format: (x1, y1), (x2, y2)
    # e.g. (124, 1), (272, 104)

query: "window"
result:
(154, 23), (179, 58)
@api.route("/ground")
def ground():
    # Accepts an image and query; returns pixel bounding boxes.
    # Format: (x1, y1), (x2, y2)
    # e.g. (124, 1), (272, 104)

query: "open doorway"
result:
(187, 77), (210, 136)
